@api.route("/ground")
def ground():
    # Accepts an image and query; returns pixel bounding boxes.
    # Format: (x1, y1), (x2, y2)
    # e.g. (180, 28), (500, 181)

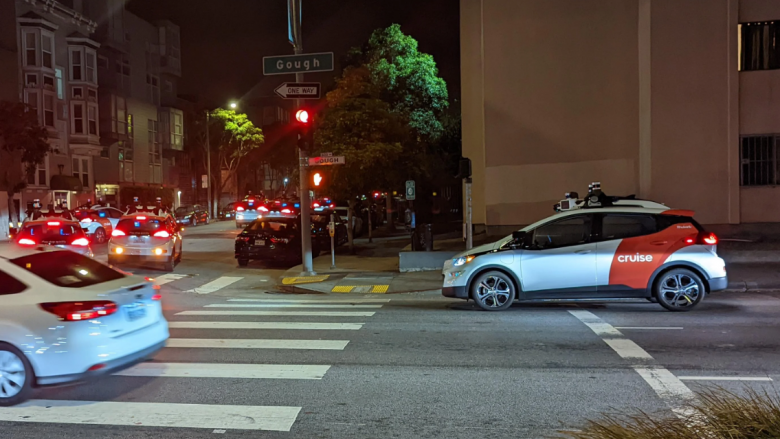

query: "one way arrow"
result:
(274, 82), (321, 100)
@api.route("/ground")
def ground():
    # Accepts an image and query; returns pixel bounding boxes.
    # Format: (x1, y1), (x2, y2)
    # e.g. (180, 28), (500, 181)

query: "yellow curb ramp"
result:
(331, 285), (390, 294)
(281, 275), (330, 285)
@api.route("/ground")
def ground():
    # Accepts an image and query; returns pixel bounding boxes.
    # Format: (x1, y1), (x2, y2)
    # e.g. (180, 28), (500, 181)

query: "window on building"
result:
(88, 105), (97, 135)
(164, 80), (173, 93)
(88, 89), (97, 100)
(146, 74), (160, 105)
(740, 22), (780, 71)
(740, 135), (779, 186)
(25, 73), (37, 87)
(86, 51), (96, 83)
(43, 94), (55, 127)
(55, 68), (64, 100)
(148, 119), (159, 163)
(172, 111), (183, 147)
(70, 49), (82, 81)
(72, 103), (84, 134)
(127, 114), (133, 139)
(43, 75), (54, 88)
(27, 158), (47, 187)
(118, 143), (134, 182)
(25, 90), (39, 119)
(97, 55), (109, 69)
(111, 95), (127, 134)
(72, 87), (83, 98)
(24, 31), (37, 67)
(41, 33), (53, 69)
(73, 157), (89, 188)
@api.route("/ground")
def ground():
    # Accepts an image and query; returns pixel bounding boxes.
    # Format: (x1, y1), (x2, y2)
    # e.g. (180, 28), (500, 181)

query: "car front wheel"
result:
(94, 227), (106, 244)
(238, 258), (249, 267)
(0, 343), (33, 407)
(471, 271), (516, 311)
(655, 268), (704, 312)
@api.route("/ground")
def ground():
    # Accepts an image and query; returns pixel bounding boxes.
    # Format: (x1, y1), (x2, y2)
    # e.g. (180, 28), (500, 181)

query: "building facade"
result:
(461, 0), (780, 234)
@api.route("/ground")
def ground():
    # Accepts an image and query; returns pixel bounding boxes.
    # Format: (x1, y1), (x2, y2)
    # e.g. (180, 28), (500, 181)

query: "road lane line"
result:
(677, 376), (773, 381)
(205, 303), (383, 308)
(176, 310), (376, 317)
(0, 400), (300, 431)
(167, 338), (350, 350)
(169, 321), (364, 330)
(185, 276), (242, 294)
(615, 327), (684, 330)
(569, 310), (697, 420)
(152, 273), (188, 285)
(227, 298), (390, 303)
(114, 363), (330, 380)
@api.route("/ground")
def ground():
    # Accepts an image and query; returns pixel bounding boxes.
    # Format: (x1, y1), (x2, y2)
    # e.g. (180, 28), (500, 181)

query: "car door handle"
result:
(650, 241), (668, 245)
(575, 250), (592, 254)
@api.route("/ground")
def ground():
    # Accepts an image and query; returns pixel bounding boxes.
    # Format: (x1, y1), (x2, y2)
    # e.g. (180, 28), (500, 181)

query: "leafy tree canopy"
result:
(0, 100), (51, 193)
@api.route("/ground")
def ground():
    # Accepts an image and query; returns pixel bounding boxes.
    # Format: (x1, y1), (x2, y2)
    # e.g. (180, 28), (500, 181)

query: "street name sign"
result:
(263, 53), (334, 75)
(274, 82), (321, 99)
(308, 156), (345, 166)
(405, 180), (416, 200)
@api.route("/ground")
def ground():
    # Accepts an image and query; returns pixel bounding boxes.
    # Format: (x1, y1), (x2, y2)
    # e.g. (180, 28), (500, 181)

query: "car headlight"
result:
(453, 255), (476, 267)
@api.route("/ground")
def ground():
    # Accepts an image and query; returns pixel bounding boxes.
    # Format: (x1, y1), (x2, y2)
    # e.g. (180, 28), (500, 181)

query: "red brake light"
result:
(152, 293), (162, 301)
(111, 229), (126, 237)
(259, 206), (269, 212)
(136, 216), (147, 220)
(47, 221), (61, 226)
(82, 218), (93, 224)
(18, 238), (36, 246)
(330, 204), (335, 208)
(685, 238), (695, 244)
(313, 202), (320, 208)
(236, 206), (245, 212)
(153, 230), (170, 238)
(701, 232), (718, 245)
(39, 301), (118, 321)
(281, 208), (292, 214)
(71, 237), (90, 246)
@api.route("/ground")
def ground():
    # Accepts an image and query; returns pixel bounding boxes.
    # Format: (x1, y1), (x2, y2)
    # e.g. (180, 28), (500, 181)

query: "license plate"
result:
(125, 303), (147, 321)
(256, 240), (265, 246)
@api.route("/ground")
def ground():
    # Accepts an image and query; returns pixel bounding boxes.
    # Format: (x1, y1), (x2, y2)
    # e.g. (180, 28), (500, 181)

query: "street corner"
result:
(281, 274), (331, 285)
(331, 284), (390, 294)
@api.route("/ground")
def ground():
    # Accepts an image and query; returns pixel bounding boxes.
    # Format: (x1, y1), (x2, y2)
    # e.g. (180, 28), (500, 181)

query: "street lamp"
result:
(230, 102), (237, 109)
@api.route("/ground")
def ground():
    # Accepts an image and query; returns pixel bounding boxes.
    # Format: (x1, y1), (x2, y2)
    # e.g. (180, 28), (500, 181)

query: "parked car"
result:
(219, 202), (237, 221)
(174, 205), (209, 227)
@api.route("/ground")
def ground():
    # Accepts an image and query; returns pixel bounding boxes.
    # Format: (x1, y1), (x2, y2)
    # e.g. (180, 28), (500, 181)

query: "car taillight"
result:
(152, 293), (162, 301)
(18, 238), (36, 245)
(313, 203), (320, 208)
(281, 208), (292, 214)
(136, 216), (147, 220)
(270, 237), (290, 244)
(259, 206), (269, 212)
(330, 204), (335, 208)
(71, 237), (90, 246)
(47, 221), (61, 226)
(112, 229), (126, 237)
(700, 232), (718, 245)
(153, 230), (170, 238)
(81, 218), (93, 224)
(39, 301), (117, 321)
(236, 206), (245, 211)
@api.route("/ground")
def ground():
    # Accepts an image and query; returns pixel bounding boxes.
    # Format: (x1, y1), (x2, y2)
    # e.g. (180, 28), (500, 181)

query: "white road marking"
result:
(115, 363), (330, 380)
(677, 376), (773, 381)
(185, 276), (243, 294)
(0, 400), (300, 431)
(227, 298), (391, 303)
(206, 303), (383, 308)
(176, 310), (376, 317)
(153, 273), (188, 285)
(167, 338), (350, 350)
(615, 327), (684, 330)
(569, 310), (697, 420)
(169, 321), (364, 330)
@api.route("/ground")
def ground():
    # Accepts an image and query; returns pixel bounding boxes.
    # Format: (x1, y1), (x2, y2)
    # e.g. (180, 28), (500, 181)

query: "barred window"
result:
(740, 135), (778, 186)
(740, 21), (780, 71)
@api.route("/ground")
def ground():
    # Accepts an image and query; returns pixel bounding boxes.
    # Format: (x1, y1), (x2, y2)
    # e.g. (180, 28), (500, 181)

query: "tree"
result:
(0, 101), (51, 225)
(210, 109), (264, 205)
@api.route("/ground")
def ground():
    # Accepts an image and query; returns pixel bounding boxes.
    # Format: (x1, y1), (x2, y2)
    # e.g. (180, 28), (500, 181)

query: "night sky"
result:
(126, 0), (460, 105)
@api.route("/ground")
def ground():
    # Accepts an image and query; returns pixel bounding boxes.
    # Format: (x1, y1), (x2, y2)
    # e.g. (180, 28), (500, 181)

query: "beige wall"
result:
(739, 0), (780, 22)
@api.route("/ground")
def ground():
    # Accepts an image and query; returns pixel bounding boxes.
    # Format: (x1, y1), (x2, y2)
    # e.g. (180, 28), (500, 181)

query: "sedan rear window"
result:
(247, 220), (296, 232)
(10, 251), (124, 288)
(19, 223), (85, 241)
(116, 218), (164, 233)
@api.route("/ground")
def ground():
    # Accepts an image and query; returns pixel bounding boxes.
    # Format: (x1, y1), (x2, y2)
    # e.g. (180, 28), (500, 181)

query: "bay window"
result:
(72, 103), (84, 134)
(23, 31), (37, 67)
(43, 94), (54, 127)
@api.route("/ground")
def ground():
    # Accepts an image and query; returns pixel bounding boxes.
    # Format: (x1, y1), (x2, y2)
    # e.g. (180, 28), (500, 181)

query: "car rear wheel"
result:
(655, 268), (704, 312)
(471, 271), (516, 311)
(191, 216), (197, 227)
(205, 215), (210, 225)
(163, 254), (175, 272)
(0, 343), (33, 407)
(238, 258), (249, 267)
(94, 227), (106, 244)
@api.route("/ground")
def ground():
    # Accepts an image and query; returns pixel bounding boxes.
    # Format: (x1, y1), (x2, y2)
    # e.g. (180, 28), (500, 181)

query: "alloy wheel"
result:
(659, 273), (700, 309)
(475, 275), (512, 309)
(0, 350), (26, 399)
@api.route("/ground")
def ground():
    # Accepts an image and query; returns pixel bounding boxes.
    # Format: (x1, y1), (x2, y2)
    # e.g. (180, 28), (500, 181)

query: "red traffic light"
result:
(295, 109), (310, 124)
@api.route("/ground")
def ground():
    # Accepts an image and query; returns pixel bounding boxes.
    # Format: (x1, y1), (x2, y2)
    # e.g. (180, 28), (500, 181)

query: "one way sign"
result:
(274, 82), (321, 100)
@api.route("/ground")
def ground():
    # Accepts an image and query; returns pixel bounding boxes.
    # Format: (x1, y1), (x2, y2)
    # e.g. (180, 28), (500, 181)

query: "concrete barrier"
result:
(399, 251), (459, 272)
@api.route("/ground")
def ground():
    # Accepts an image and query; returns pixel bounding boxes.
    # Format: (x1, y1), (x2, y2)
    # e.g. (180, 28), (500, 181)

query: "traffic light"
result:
(294, 108), (314, 152)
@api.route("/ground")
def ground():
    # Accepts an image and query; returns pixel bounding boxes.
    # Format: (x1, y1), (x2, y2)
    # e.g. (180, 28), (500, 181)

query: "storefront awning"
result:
(49, 175), (83, 192)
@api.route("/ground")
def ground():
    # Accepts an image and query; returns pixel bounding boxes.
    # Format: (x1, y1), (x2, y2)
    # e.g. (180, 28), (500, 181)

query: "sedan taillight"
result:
(112, 229), (126, 237)
(153, 230), (171, 238)
(39, 301), (118, 321)
(71, 237), (90, 246)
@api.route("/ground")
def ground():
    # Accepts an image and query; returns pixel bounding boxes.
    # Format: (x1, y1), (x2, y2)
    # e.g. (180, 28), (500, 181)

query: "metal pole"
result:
(292, 0), (314, 275)
(466, 177), (473, 250)
(206, 111), (212, 219)
(330, 213), (336, 269)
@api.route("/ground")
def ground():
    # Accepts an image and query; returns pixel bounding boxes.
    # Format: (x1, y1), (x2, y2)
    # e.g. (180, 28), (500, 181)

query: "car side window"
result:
(0, 269), (28, 295)
(530, 215), (592, 249)
(601, 214), (657, 241)
(108, 209), (123, 219)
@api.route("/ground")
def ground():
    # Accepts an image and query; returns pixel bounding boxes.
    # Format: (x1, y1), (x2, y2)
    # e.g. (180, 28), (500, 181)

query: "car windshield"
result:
(19, 223), (84, 241)
(10, 251), (124, 288)
(247, 220), (296, 232)
(175, 207), (191, 215)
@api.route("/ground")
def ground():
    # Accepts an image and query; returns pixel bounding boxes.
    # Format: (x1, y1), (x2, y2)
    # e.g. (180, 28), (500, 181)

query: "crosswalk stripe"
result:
(167, 338), (350, 350)
(185, 276), (242, 294)
(169, 321), (364, 330)
(227, 298), (390, 303)
(153, 273), (188, 285)
(0, 400), (300, 431)
(115, 363), (330, 380)
(205, 303), (383, 308)
(176, 310), (376, 317)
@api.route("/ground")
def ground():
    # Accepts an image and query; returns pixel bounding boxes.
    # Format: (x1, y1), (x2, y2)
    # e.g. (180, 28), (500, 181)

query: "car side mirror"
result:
(511, 231), (528, 248)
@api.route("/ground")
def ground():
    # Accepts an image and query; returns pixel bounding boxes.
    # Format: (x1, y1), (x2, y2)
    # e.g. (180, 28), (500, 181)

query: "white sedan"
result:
(0, 244), (169, 406)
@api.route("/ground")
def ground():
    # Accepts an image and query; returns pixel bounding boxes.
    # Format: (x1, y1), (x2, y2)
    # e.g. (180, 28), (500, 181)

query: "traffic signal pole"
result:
(290, 0), (315, 275)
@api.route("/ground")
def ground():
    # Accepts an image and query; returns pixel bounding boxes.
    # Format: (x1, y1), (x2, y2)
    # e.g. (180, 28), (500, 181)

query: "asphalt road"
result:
(2, 221), (780, 438)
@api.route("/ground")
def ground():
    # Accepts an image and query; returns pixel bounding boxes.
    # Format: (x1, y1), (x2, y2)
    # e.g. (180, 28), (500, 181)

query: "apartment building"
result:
(461, 0), (780, 233)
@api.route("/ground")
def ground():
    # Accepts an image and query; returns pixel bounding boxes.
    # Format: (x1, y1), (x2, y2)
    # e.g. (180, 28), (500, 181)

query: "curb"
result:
(273, 284), (442, 295)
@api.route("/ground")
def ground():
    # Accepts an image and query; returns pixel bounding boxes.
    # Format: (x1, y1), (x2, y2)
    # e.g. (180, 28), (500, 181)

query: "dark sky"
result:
(126, 0), (460, 105)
